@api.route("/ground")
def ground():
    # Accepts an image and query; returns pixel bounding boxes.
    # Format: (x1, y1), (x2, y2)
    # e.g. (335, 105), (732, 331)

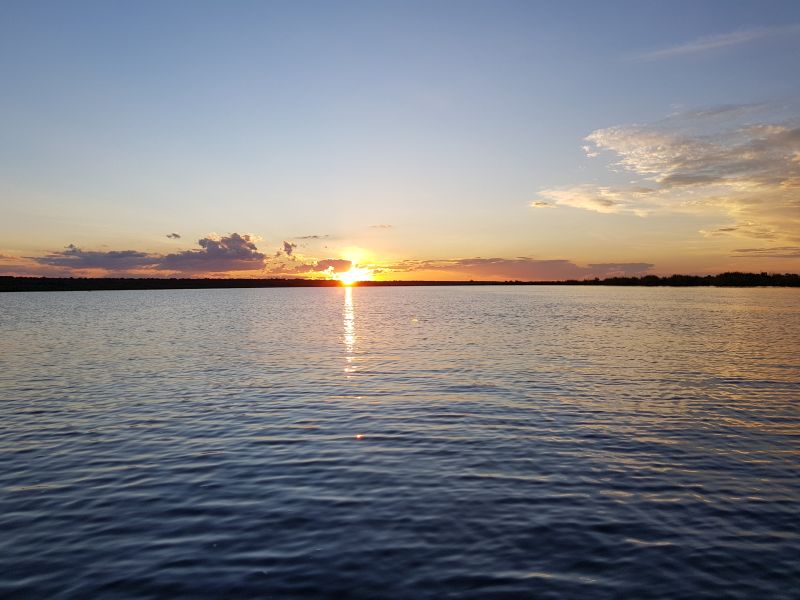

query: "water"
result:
(1, 286), (798, 599)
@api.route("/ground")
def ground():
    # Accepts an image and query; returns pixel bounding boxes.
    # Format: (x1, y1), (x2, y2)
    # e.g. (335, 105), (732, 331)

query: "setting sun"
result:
(336, 266), (372, 285)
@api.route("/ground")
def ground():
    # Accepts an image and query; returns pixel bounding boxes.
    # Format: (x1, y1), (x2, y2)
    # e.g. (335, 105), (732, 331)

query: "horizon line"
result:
(2, 272), (799, 293)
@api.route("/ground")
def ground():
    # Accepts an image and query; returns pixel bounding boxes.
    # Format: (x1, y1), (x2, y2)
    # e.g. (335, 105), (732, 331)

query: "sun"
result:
(336, 266), (373, 285)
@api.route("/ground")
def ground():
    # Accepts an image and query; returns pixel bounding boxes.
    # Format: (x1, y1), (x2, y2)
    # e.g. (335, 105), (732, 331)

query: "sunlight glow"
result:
(336, 266), (373, 285)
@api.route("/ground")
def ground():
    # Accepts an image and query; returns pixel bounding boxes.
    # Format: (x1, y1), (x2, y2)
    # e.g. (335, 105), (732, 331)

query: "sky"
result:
(1, 0), (799, 280)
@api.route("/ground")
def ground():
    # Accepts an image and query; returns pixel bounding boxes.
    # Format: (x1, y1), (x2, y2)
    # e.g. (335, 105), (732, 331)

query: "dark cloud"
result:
(296, 234), (330, 240)
(30, 233), (267, 274)
(385, 257), (653, 281)
(32, 244), (157, 270)
(166, 233), (181, 239)
(157, 233), (266, 272)
(282, 241), (297, 256)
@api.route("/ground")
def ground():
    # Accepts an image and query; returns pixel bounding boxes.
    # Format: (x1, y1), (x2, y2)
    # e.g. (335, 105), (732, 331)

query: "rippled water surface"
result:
(1, 286), (799, 599)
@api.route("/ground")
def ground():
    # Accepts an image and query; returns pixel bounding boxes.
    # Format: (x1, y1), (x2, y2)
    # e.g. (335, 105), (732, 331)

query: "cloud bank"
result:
(29, 233), (268, 275)
(157, 233), (267, 272)
(6, 242), (653, 281)
(34, 245), (155, 270)
(535, 105), (800, 243)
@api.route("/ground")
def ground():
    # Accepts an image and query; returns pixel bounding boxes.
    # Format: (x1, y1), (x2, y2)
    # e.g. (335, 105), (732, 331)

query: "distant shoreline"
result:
(1, 272), (798, 292)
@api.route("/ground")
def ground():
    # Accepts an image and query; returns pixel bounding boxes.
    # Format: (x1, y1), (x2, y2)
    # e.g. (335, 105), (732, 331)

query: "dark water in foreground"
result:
(1, 286), (798, 599)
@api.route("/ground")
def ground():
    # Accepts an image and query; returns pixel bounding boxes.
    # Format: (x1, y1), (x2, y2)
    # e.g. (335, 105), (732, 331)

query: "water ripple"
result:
(1, 286), (799, 598)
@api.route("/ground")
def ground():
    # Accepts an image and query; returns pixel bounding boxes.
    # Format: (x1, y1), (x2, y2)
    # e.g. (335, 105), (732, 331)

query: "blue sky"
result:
(2, 1), (799, 279)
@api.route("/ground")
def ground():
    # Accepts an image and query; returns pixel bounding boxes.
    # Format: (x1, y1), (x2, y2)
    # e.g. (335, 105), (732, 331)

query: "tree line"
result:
(1, 272), (798, 292)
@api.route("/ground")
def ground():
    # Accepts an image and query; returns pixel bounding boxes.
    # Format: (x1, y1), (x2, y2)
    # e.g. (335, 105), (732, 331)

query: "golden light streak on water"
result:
(343, 286), (356, 374)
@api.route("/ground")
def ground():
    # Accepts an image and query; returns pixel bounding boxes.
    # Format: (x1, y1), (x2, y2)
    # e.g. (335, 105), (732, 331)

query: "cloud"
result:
(309, 259), (352, 273)
(675, 103), (768, 122)
(166, 233), (181, 239)
(0, 254), (77, 277)
(384, 257), (653, 281)
(32, 244), (157, 270)
(369, 224), (393, 229)
(296, 234), (330, 240)
(535, 185), (654, 216)
(12, 238), (658, 282)
(585, 122), (800, 190)
(281, 240), (297, 256)
(700, 222), (778, 240)
(632, 25), (800, 62)
(732, 246), (800, 259)
(536, 106), (800, 241)
(157, 233), (267, 272)
(265, 258), (353, 277)
(536, 186), (622, 214)
(29, 233), (268, 275)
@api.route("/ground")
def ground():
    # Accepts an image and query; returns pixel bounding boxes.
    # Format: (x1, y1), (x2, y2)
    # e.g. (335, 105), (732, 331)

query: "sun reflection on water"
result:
(343, 286), (356, 374)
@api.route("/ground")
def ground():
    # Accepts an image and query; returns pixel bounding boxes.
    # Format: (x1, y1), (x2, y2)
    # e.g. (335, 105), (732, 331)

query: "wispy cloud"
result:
(535, 186), (654, 216)
(631, 24), (800, 62)
(700, 222), (778, 240)
(381, 258), (653, 281)
(732, 246), (800, 259)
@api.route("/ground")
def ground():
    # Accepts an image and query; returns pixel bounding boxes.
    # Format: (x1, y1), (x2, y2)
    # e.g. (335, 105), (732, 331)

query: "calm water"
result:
(1, 286), (799, 599)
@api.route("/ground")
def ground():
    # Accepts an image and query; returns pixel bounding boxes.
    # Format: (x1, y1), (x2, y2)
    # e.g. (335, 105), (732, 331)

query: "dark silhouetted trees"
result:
(1, 272), (798, 292)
